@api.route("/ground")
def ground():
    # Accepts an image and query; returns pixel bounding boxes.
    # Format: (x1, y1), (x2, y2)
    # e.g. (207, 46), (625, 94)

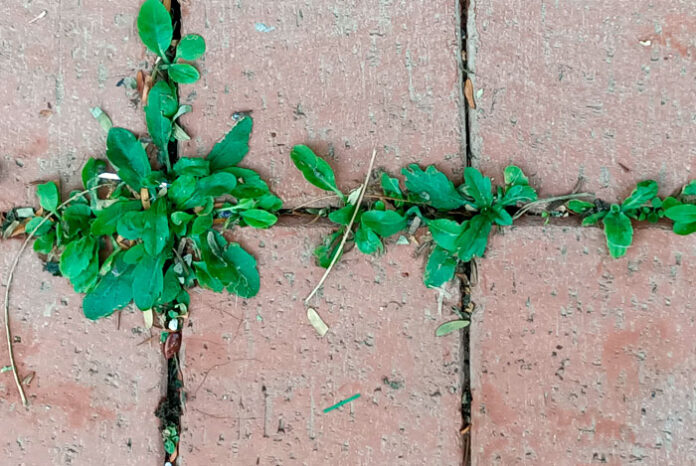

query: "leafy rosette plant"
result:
(28, 117), (280, 321)
(290, 145), (537, 289)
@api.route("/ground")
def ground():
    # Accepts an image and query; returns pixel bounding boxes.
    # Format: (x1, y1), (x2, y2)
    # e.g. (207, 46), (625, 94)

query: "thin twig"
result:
(3, 188), (95, 407)
(305, 149), (377, 304)
(512, 192), (594, 220)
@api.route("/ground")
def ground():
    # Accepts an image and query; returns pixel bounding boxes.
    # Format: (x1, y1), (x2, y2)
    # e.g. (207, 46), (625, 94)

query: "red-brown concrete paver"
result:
(469, 1), (696, 200)
(0, 240), (163, 465)
(180, 224), (463, 465)
(471, 224), (696, 465)
(179, 0), (465, 208)
(0, 1), (145, 211)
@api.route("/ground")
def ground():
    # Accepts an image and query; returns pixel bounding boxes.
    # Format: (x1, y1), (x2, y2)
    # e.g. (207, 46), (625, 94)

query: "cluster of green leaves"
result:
(30, 117), (279, 320)
(138, 0), (205, 163)
(162, 424), (179, 455)
(290, 145), (537, 289)
(568, 179), (696, 258)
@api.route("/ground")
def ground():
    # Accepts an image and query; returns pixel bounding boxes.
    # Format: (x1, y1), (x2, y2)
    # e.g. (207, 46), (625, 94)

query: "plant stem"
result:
(3, 188), (95, 407)
(512, 192), (594, 220)
(305, 149), (377, 304)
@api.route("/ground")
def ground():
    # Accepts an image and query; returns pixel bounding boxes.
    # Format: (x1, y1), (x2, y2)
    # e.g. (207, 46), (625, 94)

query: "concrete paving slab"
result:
(180, 224), (463, 465)
(469, 1), (696, 200)
(471, 224), (696, 465)
(0, 240), (163, 465)
(179, 0), (465, 208)
(0, 1), (145, 211)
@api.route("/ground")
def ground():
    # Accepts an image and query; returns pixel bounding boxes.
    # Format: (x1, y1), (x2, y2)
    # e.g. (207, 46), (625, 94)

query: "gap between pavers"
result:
(179, 222), (464, 465)
(0, 240), (163, 465)
(471, 223), (696, 465)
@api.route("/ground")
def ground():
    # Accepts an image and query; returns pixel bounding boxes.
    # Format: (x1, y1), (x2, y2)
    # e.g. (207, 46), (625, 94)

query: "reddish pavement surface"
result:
(2, 0), (695, 465)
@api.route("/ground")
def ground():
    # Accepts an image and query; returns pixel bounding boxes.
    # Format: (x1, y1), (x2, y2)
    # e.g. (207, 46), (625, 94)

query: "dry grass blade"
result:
(305, 149), (377, 304)
(3, 188), (96, 407)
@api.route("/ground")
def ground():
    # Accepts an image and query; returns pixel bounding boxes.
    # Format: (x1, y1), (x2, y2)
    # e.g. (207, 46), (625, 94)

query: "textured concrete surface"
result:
(471, 225), (696, 465)
(469, 0), (696, 200)
(0, 0), (145, 211)
(0, 240), (163, 465)
(179, 0), (465, 208)
(180, 224), (464, 465)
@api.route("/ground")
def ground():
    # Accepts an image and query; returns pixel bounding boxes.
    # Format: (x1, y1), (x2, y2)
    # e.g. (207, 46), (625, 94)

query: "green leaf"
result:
(224, 167), (270, 198)
(567, 200), (594, 214)
(581, 210), (607, 226)
(314, 230), (343, 268)
(81, 158), (107, 191)
(171, 211), (194, 226)
(683, 181), (696, 196)
(194, 261), (225, 292)
(173, 157), (209, 177)
(256, 193), (283, 211)
(83, 256), (135, 320)
(91, 200), (142, 236)
(192, 214), (213, 235)
(503, 165), (529, 186)
(435, 320), (470, 337)
(622, 180), (659, 211)
(132, 253), (164, 309)
(290, 145), (342, 196)
(424, 246), (457, 288)
(196, 172), (237, 197)
(37, 182), (59, 211)
(145, 81), (176, 151)
(665, 204), (696, 224)
(33, 231), (56, 254)
(59, 236), (97, 279)
(70, 250), (99, 293)
(500, 184), (538, 206)
(168, 175), (196, 206)
(106, 128), (152, 190)
(402, 164), (466, 210)
(427, 219), (462, 252)
(61, 204), (92, 239)
(224, 244), (260, 298)
(207, 117), (253, 171)
(455, 215), (492, 261)
(26, 217), (53, 236)
(380, 173), (403, 201)
(137, 0), (173, 57)
(489, 204), (513, 226)
(328, 204), (356, 226)
(168, 63), (200, 84)
(673, 222), (696, 236)
(241, 209), (278, 229)
(159, 266), (181, 305)
(176, 34), (206, 60)
(463, 167), (493, 208)
(360, 210), (407, 237)
(602, 205), (633, 258)
(142, 198), (170, 255)
(355, 223), (382, 254)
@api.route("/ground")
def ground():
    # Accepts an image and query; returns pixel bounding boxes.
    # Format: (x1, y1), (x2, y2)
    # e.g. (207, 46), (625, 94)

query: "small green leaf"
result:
(256, 193), (283, 211)
(673, 222), (696, 236)
(224, 167), (270, 199)
(360, 210), (407, 237)
(500, 184), (537, 206)
(61, 204), (92, 239)
(91, 200), (142, 236)
(191, 214), (213, 235)
(682, 181), (696, 196)
(142, 198), (170, 255)
(241, 209), (278, 229)
(37, 182), (59, 211)
(435, 320), (470, 337)
(196, 172), (238, 197)
(207, 117), (253, 171)
(169, 175), (196, 206)
(145, 81), (177, 151)
(60, 236), (97, 279)
(137, 0), (173, 57)
(176, 34), (206, 60)
(455, 215), (492, 262)
(314, 230), (343, 268)
(402, 164), (466, 210)
(427, 219), (462, 252)
(622, 180), (659, 211)
(173, 157), (210, 177)
(463, 167), (493, 208)
(424, 246), (457, 288)
(224, 243), (261, 298)
(83, 256), (135, 320)
(171, 211), (194, 226)
(290, 145), (342, 196)
(380, 173), (403, 201)
(665, 204), (696, 224)
(81, 158), (107, 191)
(567, 200), (594, 214)
(503, 165), (529, 186)
(581, 210), (607, 226)
(106, 128), (151, 190)
(26, 217), (52, 236)
(168, 63), (200, 84)
(602, 204), (633, 258)
(355, 223), (383, 254)
(33, 231), (56, 254)
(489, 204), (513, 226)
(328, 204), (356, 226)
